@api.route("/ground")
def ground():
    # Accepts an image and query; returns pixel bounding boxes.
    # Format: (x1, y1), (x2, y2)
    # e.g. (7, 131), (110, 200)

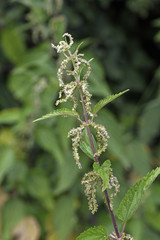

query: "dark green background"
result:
(0, 0), (160, 239)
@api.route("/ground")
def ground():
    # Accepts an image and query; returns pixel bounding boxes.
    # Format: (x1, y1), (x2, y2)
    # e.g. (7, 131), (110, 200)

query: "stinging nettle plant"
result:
(33, 33), (160, 240)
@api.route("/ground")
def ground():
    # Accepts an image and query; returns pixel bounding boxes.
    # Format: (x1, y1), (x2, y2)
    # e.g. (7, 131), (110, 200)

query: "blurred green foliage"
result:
(0, 0), (160, 239)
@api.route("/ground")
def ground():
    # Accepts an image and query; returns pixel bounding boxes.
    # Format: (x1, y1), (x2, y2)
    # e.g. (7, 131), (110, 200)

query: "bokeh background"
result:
(0, 0), (160, 239)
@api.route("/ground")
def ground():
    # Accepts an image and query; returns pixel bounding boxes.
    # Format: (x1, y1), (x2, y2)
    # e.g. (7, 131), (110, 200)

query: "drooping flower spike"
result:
(51, 33), (73, 53)
(81, 171), (99, 214)
(52, 33), (93, 115)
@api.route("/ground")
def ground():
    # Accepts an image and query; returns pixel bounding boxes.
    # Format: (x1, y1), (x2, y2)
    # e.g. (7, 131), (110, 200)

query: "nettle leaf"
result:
(93, 160), (111, 191)
(80, 128), (97, 160)
(143, 167), (160, 191)
(91, 89), (129, 116)
(117, 167), (160, 222)
(33, 108), (80, 122)
(77, 226), (107, 240)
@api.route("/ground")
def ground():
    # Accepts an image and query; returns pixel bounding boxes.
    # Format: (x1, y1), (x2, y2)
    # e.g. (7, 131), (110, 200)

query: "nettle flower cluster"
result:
(51, 33), (119, 210)
(34, 33), (160, 240)
(51, 33), (134, 240)
(109, 232), (134, 240)
(81, 167), (119, 214)
(52, 33), (92, 115)
(68, 120), (109, 169)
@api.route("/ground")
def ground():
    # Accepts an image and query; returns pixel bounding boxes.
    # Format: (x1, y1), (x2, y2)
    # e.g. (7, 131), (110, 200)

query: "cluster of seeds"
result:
(81, 171), (99, 214)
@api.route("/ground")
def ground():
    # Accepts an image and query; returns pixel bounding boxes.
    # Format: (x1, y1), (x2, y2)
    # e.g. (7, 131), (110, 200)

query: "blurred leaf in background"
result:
(0, 0), (160, 239)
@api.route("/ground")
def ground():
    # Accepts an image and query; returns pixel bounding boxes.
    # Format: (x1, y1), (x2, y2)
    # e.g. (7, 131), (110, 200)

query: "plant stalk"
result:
(78, 86), (120, 238)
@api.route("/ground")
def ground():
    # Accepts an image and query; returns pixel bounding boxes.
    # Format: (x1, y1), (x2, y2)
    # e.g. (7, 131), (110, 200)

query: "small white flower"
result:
(68, 124), (85, 169)
(51, 33), (73, 53)
(81, 171), (99, 214)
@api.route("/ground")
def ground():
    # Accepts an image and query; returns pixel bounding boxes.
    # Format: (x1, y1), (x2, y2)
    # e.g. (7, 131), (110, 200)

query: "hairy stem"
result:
(78, 84), (120, 238)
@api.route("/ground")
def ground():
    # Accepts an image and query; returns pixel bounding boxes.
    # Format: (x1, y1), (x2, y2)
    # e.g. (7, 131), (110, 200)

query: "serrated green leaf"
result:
(77, 226), (107, 240)
(80, 128), (97, 160)
(143, 168), (160, 190)
(93, 160), (111, 191)
(117, 180), (144, 223)
(117, 167), (160, 222)
(33, 108), (80, 122)
(91, 89), (129, 116)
